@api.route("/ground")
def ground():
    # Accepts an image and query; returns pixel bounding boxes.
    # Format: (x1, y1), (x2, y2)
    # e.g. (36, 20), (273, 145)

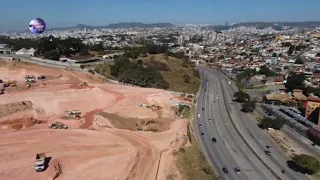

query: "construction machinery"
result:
(35, 153), (46, 172)
(151, 99), (162, 109)
(48, 122), (68, 129)
(31, 118), (41, 124)
(25, 75), (36, 83)
(81, 82), (88, 86)
(7, 80), (17, 87)
(0, 88), (4, 95)
(144, 119), (155, 126)
(37, 75), (46, 80)
(136, 119), (155, 131)
(67, 110), (81, 116)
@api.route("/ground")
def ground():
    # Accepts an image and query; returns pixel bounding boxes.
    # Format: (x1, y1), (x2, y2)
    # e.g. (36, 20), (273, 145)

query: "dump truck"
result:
(35, 153), (46, 172)
(31, 118), (41, 124)
(49, 122), (68, 129)
(67, 110), (81, 116)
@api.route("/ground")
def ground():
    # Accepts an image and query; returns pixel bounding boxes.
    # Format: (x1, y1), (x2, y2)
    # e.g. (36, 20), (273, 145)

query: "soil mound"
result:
(0, 101), (33, 118)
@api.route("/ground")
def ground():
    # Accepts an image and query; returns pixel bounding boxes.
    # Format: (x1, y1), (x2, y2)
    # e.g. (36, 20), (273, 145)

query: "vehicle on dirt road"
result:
(49, 122), (68, 129)
(35, 153), (46, 172)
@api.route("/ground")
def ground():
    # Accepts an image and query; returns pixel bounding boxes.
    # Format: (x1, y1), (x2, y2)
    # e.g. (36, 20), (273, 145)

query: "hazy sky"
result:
(0, 0), (319, 32)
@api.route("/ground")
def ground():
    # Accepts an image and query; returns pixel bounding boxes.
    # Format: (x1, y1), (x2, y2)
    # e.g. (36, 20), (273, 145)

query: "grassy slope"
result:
(140, 54), (200, 94)
(95, 54), (201, 94)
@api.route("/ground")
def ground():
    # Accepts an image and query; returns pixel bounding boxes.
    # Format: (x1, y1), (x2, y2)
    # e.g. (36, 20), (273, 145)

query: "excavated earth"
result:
(0, 59), (187, 180)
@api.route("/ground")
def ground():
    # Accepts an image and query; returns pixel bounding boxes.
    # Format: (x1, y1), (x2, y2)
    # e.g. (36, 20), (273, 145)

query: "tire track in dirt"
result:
(112, 130), (158, 180)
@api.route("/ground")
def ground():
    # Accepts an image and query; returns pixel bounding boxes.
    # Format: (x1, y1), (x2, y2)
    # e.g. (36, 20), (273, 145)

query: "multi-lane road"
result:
(194, 66), (308, 180)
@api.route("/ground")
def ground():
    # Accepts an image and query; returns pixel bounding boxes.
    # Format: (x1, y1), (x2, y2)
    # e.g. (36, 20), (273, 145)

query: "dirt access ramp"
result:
(95, 111), (173, 132)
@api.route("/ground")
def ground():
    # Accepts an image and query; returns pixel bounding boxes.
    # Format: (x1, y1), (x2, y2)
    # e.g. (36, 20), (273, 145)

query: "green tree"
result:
(44, 50), (60, 60)
(233, 91), (250, 102)
(285, 72), (305, 92)
(259, 117), (284, 130)
(183, 74), (191, 84)
(241, 101), (256, 112)
(295, 57), (304, 64)
(79, 47), (90, 56)
(259, 66), (276, 77)
(292, 154), (320, 175)
(288, 45), (295, 55)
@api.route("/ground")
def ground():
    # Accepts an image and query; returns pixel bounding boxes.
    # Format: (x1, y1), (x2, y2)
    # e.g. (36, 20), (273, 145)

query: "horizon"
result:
(0, 0), (320, 32)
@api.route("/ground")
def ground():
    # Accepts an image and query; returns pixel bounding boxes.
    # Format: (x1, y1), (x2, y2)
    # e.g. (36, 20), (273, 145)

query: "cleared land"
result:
(0, 58), (192, 180)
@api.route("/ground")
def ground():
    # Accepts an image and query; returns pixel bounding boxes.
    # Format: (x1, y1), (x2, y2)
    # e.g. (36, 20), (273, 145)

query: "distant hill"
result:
(202, 21), (320, 31)
(47, 22), (175, 31)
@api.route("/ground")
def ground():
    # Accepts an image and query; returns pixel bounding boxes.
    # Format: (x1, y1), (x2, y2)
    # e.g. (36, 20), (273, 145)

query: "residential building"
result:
(305, 97), (320, 126)
(0, 44), (12, 54)
(15, 48), (36, 56)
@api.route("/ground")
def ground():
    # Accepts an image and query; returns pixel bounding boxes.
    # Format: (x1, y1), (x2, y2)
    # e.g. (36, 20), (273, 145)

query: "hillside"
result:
(140, 54), (200, 94)
(95, 54), (200, 94)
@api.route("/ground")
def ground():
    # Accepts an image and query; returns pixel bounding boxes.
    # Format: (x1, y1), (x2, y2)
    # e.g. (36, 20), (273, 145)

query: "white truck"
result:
(67, 110), (81, 115)
(35, 153), (46, 172)
(198, 114), (201, 119)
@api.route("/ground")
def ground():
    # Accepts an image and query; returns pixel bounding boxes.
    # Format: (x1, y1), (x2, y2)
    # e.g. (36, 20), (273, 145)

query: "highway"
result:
(195, 66), (308, 180)
(195, 67), (275, 180)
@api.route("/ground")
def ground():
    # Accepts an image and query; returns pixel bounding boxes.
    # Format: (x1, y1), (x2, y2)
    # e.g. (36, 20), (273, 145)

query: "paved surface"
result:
(198, 66), (308, 180)
(195, 67), (276, 180)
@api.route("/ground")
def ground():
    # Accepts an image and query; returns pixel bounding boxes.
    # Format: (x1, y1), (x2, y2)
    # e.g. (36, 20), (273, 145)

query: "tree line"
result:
(102, 58), (169, 89)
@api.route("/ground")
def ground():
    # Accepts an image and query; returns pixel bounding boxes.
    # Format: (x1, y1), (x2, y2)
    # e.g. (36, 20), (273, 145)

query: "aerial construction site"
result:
(0, 59), (192, 180)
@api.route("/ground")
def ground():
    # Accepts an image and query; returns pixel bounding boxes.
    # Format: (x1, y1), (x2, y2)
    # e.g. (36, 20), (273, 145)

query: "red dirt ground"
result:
(0, 59), (185, 180)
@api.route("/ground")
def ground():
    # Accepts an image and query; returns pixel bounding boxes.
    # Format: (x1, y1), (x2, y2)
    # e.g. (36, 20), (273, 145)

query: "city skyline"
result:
(0, 0), (319, 31)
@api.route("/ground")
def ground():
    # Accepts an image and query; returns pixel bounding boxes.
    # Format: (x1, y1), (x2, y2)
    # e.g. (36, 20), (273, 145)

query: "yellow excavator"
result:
(151, 99), (162, 109)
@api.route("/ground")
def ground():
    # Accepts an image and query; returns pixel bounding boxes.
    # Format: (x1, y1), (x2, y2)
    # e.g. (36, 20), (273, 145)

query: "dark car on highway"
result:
(265, 150), (271, 155)
(202, 108), (204, 111)
(222, 167), (228, 174)
(201, 133), (204, 137)
(212, 137), (216, 143)
(234, 167), (241, 174)
(209, 118), (212, 121)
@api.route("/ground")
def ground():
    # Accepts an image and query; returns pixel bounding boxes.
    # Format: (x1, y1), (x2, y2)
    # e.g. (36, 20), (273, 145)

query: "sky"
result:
(0, 0), (319, 32)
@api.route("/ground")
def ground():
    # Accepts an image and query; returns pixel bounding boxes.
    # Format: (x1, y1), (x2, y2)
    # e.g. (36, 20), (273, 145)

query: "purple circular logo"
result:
(29, 18), (46, 34)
